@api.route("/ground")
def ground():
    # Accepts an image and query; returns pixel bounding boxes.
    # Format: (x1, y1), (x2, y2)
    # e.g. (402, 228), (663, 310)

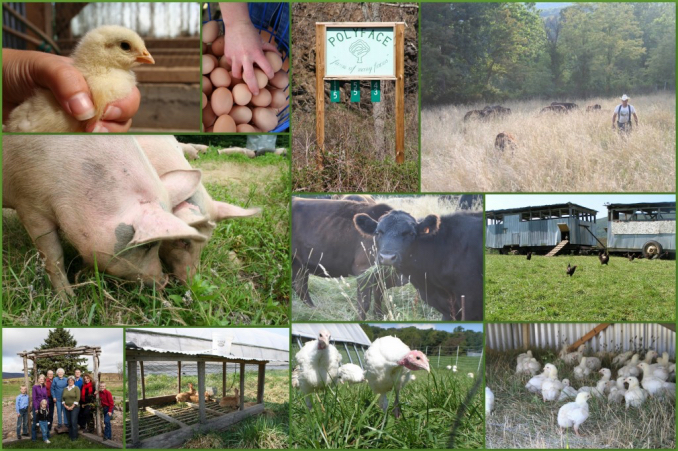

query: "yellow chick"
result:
(6, 25), (154, 132)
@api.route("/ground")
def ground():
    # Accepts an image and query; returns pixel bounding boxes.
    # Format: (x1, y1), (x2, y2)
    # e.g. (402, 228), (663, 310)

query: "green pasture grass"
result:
(2, 152), (290, 326)
(485, 349), (676, 449)
(3, 377), (124, 403)
(485, 254), (676, 322)
(3, 433), (108, 449)
(290, 369), (483, 449)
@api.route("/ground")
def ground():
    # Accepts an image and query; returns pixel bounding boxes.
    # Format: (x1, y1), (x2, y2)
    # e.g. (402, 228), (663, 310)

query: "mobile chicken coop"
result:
(605, 202), (675, 258)
(485, 203), (600, 255)
(125, 328), (288, 449)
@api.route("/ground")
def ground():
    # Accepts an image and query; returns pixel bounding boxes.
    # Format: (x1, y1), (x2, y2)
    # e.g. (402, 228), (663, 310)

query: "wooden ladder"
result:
(545, 240), (569, 257)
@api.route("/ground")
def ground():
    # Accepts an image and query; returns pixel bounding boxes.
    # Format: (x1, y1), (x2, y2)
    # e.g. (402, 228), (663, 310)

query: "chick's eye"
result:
(120, 41), (131, 51)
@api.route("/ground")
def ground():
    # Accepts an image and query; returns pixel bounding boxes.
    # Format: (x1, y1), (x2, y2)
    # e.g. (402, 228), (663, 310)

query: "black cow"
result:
(292, 199), (397, 318)
(353, 210), (483, 320)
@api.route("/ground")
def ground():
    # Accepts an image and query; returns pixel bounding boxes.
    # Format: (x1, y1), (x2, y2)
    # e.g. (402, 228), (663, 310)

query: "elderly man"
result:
(612, 94), (638, 132)
(51, 368), (69, 432)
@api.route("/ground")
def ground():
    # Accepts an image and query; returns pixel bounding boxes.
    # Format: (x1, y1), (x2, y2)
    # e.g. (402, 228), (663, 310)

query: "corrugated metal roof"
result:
(292, 324), (372, 346)
(126, 328), (289, 352)
(606, 202), (675, 210)
(125, 345), (279, 363)
(487, 323), (675, 358)
(487, 203), (598, 217)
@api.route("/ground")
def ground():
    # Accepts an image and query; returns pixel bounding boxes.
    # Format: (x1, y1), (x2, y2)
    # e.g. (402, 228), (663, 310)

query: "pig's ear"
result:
(130, 210), (208, 246)
(214, 202), (262, 222)
(173, 201), (211, 227)
(160, 169), (202, 208)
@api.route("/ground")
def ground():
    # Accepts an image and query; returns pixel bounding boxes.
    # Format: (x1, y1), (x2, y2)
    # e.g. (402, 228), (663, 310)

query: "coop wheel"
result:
(642, 240), (663, 258)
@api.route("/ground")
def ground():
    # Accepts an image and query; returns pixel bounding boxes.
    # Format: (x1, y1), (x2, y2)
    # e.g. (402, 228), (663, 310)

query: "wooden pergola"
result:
(126, 347), (268, 449)
(16, 346), (104, 436)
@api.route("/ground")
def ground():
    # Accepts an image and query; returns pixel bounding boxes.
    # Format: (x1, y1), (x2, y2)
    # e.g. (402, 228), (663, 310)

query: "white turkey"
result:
(364, 336), (430, 417)
(485, 386), (495, 416)
(337, 363), (365, 384)
(295, 329), (342, 409)
(558, 392), (590, 436)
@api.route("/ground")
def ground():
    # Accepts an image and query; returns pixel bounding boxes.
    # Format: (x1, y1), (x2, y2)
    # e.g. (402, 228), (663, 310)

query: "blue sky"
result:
(486, 194), (675, 219)
(369, 323), (483, 333)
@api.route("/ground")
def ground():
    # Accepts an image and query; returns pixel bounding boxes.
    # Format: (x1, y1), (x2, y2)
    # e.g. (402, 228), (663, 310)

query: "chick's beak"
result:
(136, 49), (155, 64)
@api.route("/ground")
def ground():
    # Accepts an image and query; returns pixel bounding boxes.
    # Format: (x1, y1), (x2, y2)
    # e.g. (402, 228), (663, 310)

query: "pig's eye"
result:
(179, 239), (191, 249)
(140, 242), (157, 252)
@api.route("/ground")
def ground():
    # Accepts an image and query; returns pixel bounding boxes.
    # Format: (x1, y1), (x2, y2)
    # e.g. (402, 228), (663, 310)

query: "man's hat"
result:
(621, 94), (630, 101)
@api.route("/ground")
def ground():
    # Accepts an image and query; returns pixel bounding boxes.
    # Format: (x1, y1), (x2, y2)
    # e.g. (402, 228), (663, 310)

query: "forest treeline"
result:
(360, 324), (483, 353)
(421, 2), (676, 104)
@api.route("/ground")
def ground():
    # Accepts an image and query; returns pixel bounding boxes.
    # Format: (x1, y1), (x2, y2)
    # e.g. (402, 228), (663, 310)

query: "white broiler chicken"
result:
(558, 379), (579, 401)
(607, 377), (627, 404)
(364, 336), (430, 418)
(516, 350), (533, 373)
(618, 354), (641, 377)
(337, 363), (365, 384)
(612, 350), (634, 367)
(584, 356), (601, 371)
(526, 363), (555, 394)
(562, 345), (585, 365)
(639, 361), (670, 381)
(574, 357), (592, 380)
(295, 329), (342, 409)
(592, 368), (614, 398)
(557, 392), (591, 437)
(524, 358), (542, 376)
(637, 363), (676, 398)
(5, 25), (154, 132)
(291, 365), (300, 388)
(624, 376), (649, 408)
(656, 351), (671, 367)
(485, 386), (495, 416)
(541, 365), (564, 402)
(643, 350), (658, 364)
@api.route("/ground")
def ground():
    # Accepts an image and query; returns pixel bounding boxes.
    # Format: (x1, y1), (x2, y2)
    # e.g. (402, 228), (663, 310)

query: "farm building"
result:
(292, 323), (371, 368)
(605, 202), (676, 257)
(125, 329), (288, 449)
(486, 203), (599, 255)
(487, 323), (676, 357)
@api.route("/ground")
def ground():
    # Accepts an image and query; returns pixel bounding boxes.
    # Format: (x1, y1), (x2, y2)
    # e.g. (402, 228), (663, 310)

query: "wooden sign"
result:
(315, 22), (405, 168)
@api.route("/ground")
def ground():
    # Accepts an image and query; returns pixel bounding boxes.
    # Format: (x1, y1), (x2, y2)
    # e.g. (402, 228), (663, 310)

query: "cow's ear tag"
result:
(422, 227), (430, 234)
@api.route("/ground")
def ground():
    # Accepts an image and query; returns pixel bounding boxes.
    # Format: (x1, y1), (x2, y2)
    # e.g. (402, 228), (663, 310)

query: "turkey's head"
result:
(398, 350), (430, 372)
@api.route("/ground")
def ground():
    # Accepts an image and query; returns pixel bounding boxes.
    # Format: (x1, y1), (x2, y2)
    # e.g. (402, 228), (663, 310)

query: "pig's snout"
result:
(141, 273), (169, 290)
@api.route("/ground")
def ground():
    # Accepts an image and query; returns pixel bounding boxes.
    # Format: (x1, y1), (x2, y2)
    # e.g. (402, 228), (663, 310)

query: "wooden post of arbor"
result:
(197, 361), (206, 425)
(222, 362), (227, 396)
(23, 353), (31, 427)
(178, 361), (182, 393)
(257, 364), (265, 404)
(315, 22), (406, 168)
(140, 361), (146, 400)
(239, 363), (245, 411)
(128, 360), (139, 446)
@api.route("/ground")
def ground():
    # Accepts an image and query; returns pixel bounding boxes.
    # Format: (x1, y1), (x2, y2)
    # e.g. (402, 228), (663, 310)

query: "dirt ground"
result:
(2, 403), (123, 443)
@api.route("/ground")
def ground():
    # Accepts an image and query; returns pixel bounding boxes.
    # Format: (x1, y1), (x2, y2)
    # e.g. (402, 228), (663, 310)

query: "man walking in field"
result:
(612, 94), (638, 133)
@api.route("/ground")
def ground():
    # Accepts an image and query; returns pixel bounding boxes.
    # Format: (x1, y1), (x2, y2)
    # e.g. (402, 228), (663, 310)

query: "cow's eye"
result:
(375, 230), (382, 235)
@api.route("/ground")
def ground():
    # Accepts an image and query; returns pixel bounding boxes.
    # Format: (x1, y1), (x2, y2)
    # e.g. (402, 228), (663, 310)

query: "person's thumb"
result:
(32, 54), (96, 120)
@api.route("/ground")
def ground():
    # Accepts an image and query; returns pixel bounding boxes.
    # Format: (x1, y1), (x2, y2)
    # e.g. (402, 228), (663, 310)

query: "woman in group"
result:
(78, 373), (95, 433)
(62, 376), (81, 441)
(31, 374), (50, 441)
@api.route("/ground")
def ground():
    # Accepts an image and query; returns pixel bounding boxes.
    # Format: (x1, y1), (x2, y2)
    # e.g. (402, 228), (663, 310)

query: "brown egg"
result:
(252, 107), (278, 132)
(202, 54), (217, 74)
(232, 83), (252, 106)
(264, 52), (283, 72)
(229, 71), (243, 86)
(253, 69), (268, 89)
(236, 124), (258, 133)
(269, 89), (288, 109)
(202, 92), (207, 109)
(202, 21), (219, 44)
(269, 70), (289, 89)
(281, 55), (289, 71)
(202, 76), (213, 95)
(211, 87), (233, 116)
(259, 30), (277, 47)
(219, 56), (231, 70)
(202, 101), (216, 127)
(211, 36), (225, 57)
(229, 106), (253, 125)
(251, 88), (272, 107)
(210, 67), (231, 88)
(206, 125), (214, 133)
(213, 114), (236, 132)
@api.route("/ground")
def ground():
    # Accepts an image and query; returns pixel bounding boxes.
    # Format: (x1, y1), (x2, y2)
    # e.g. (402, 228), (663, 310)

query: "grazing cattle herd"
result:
(292, 196), (484, 320)
(464, 101), (608, 155)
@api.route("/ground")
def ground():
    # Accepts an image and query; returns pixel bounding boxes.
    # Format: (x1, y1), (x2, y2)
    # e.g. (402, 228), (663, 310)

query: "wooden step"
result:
(545, 240), (569, 257)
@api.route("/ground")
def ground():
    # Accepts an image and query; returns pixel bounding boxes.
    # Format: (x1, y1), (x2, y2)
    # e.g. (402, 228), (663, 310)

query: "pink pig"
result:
(134, 135), (260, 282)
(2, 135), (207, 298)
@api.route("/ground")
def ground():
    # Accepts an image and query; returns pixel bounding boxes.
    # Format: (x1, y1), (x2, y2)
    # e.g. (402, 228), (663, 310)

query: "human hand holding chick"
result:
(2, 49), (140, 132)
(220, 2), (279, 95)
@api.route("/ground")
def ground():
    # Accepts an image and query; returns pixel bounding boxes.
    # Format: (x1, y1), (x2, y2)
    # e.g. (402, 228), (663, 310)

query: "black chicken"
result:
(566, 263), (577, 277)
(598, 251), (609, 265)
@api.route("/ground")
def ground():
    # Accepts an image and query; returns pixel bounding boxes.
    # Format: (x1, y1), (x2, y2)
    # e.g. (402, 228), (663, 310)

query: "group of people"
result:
(15, 368), (115, 443)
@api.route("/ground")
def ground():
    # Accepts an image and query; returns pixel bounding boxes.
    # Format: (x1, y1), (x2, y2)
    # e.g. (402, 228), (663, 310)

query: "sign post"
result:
(315, 22), (405, 169)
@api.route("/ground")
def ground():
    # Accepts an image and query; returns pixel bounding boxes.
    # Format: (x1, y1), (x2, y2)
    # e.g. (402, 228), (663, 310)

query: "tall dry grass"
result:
(422, 93), (676, 192)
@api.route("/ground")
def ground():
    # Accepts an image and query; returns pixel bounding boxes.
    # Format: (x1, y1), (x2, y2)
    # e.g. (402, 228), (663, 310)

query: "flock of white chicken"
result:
(293, 329), (431, 418)
(486, 346), (676, 437)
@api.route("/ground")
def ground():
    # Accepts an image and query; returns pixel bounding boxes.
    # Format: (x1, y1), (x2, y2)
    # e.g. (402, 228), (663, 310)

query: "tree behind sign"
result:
(31, 328), (89, 379)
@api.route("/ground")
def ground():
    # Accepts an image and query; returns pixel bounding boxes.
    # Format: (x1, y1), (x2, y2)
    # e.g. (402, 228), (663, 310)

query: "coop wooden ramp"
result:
(545, 240), (569, 257)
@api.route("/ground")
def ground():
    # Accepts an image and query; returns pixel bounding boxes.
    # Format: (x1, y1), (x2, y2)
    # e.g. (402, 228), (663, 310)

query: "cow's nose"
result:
(379, 253), (398, 265)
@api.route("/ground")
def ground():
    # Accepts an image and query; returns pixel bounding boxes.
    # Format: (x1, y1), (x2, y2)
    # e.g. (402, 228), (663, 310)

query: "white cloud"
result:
(394, 324), (436, 330)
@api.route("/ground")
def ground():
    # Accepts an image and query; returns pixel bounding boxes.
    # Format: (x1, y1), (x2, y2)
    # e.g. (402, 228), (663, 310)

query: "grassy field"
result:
(485, 254), (676, 321)
(292, 195), (482, 321)
(421, 93), (676, 192)
(2, 433), (109, 449)
(2, 376), (124, 403)
(485, 349), (676, 449)
(290, 367), (483, 449)
(127, 369), (289, 449)
(2, 150), (290, 326)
